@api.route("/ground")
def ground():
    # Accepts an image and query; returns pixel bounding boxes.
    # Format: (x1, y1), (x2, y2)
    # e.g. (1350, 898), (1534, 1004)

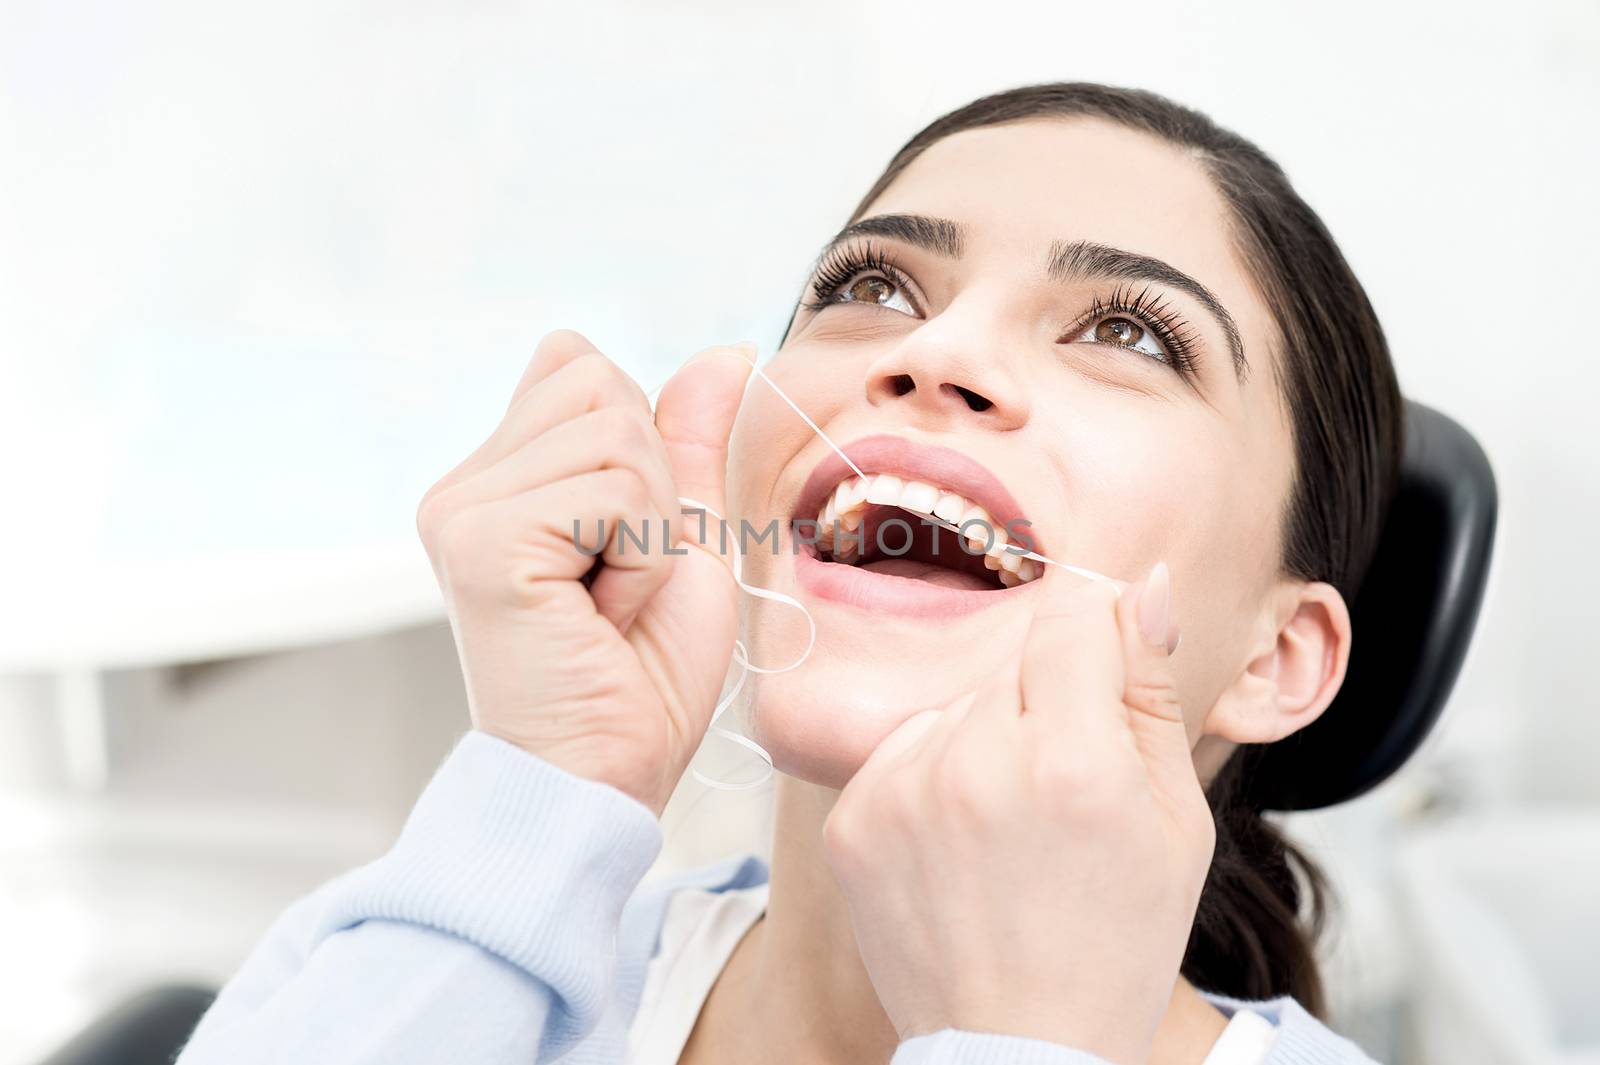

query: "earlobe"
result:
(1204, 581), (1352, 746)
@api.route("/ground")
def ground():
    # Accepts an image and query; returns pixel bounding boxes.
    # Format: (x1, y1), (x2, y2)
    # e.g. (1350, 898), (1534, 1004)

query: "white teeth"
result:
(988, 526), (1013, 568)
(957, 505), (992, 553)
(899, 480), (940, 515)
(957, 504), (989, 533)
(866, 474), (904, 505)
(807, 471), (1044, 585)
(934, 493), (966, 523)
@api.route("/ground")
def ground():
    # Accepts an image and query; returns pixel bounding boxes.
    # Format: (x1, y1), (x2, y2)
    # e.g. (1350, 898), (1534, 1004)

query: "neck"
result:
(700, 772), (1230, 1065)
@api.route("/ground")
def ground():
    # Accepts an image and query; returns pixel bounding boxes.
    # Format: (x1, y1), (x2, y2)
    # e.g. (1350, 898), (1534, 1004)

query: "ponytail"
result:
(1181, 749), (1331, 1019)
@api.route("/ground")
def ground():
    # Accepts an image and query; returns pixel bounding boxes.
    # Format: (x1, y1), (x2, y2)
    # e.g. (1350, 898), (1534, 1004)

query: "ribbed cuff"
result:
(893, 1029), (1113, 1065)
(311, 730), (663, 1040)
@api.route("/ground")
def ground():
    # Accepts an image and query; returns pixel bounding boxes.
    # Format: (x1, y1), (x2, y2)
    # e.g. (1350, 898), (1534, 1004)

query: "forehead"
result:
(873, 118), (1228, 279)
(866, 118), (1279, 394)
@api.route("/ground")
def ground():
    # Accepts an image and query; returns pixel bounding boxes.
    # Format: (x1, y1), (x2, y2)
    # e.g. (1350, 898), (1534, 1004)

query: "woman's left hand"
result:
(821, 564), (1216, 1065)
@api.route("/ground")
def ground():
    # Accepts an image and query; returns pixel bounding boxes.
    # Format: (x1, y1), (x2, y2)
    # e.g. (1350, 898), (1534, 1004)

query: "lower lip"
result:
(792, 541), (1036, 619)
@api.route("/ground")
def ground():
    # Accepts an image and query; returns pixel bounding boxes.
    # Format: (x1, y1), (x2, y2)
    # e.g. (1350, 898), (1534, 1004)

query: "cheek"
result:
(724, 385), (801, 526)
(1061, 413), (1267, 719)
(1060, 413), (1204, 576)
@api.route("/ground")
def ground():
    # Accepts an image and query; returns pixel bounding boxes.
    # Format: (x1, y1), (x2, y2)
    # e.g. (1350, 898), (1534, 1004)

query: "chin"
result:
(740, 602), (1029, 791)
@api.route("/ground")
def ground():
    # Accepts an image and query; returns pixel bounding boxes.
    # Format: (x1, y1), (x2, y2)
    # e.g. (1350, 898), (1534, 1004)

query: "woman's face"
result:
(726, 117), (1301, 790)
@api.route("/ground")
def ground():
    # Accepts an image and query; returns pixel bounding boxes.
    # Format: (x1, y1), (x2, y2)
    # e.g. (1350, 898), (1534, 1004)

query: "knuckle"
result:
(931, 753), (989, 824)
(1124, 677), (1183, 720)
(433, 510), (490, 588)
(822, 807), (861, 868)
(877, 772), (923, 832)
(1031, 746), (1097, 793)
(415, 489), (454, 551)
(598, 405), (654, 454)
(571, 351), (641, 407)
(1032, 749), (1130, 818)
(539, 327), (590, 351)
(567, 350), (613, 393)
(611, 468), (652, 515)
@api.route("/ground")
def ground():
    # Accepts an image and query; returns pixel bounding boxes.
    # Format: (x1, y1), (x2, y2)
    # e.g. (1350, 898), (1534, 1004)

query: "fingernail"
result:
(1166, 624), (1182, 656)
(1138, 560), (1170, 650)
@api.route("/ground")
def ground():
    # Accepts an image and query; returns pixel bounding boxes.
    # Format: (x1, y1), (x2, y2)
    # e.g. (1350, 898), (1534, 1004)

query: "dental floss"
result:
(632, 348), (1119, 791)
(672, 495), (814, 791)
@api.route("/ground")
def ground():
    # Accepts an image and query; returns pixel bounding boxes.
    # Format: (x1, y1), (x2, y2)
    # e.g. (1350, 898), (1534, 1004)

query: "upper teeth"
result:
(811, 474), (1042, 586)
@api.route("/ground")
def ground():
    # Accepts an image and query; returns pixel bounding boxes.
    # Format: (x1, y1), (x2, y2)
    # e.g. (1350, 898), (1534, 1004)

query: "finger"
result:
(653, 342), (755, 566)
(428, 405), (679, 535)
(585, 493), (674, 632)
(842, 691), (977, 802)
(448, 468), (674, 629)
(1115, 561), (1196, 787)
(429, 349), (650, 499)
(1018, 571), (1126, 741)
(507, 328), (606, 411)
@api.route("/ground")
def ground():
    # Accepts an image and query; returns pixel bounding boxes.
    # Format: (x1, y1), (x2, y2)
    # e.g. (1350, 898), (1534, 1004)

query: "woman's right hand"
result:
(415, 330), (753, 818)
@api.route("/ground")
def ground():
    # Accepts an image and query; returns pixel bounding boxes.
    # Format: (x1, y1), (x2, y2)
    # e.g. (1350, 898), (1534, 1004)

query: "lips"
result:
(791, 435), (1042, 556)
(786, 434), (1047, 616)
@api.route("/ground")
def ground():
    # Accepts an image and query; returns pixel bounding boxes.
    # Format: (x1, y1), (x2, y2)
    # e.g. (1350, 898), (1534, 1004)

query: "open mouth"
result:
(802, 473), (1042, 590)
(785, 435), (1050, 613)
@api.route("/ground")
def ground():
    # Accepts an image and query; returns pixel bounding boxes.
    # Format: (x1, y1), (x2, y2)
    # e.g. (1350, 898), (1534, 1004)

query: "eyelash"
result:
(799, 240), (914, 313)
(798, 241), (1202, 377)
(1065, 283), (1202, 377)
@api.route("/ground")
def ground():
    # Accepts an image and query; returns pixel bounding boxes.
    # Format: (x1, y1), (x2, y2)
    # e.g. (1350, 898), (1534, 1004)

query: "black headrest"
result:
(1243, 400), (1498, 812)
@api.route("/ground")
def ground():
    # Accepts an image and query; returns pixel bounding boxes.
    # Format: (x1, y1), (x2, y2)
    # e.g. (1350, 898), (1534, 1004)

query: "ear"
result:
(1204, 581), (1352, 745)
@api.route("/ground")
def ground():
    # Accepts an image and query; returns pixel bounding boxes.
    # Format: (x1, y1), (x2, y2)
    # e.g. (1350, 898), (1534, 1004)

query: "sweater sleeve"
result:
(175, 729), (663, 1065)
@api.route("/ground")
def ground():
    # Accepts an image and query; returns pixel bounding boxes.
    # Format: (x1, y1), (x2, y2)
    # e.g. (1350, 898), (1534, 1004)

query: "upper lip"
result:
(791, 433), (1041, 553)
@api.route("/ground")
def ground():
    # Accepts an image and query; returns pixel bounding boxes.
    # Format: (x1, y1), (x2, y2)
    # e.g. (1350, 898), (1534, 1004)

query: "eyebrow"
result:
(823, 213), (967, 258)
(810, 212), (1248, 379)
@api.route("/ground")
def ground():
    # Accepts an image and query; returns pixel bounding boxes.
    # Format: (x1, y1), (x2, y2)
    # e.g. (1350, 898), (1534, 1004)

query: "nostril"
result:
(890, 373), (915, 397)
(951, 384), (993, 412)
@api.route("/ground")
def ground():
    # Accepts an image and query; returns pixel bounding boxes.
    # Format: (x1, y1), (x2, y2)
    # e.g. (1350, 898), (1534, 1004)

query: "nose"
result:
(863, 326), (1031, 432)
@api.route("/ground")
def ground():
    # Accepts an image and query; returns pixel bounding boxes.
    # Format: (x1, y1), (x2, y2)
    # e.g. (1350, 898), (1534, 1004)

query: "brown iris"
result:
(1095, 317), (1144, 345)
(847, 276), (895, 305)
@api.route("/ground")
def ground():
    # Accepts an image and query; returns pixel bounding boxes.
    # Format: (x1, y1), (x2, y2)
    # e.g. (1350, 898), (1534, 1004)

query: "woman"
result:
(178, 83), (1397, 1064)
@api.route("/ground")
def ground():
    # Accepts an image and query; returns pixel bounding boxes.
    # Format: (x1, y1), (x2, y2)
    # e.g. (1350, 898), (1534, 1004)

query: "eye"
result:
(1072, 314), (1169, 361)
(801, 241), (921, 319)
(827, 272), (917, 316)
(1060, 284), (1201, 377)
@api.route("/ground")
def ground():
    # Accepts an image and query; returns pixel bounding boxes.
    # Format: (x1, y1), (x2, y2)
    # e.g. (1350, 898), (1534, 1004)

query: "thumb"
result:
(1116, 561), (1194, 786)
(654, 342), (755, 559)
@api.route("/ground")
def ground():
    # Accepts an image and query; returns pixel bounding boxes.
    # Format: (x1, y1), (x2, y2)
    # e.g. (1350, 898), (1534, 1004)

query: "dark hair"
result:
(792, 83), (1404, 1019)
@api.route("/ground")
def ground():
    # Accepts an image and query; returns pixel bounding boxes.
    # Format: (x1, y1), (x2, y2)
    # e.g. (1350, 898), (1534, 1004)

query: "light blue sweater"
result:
(176, 731), (1380, 1064)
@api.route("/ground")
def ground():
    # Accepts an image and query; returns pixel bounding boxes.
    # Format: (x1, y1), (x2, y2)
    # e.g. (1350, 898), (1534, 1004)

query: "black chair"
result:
(1244, 400), (1498, 811)
(34, 986), (216, 1065)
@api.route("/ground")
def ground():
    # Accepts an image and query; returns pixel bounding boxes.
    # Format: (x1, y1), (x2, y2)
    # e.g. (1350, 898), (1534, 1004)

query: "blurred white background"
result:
(1, 1), (1597, 1062)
